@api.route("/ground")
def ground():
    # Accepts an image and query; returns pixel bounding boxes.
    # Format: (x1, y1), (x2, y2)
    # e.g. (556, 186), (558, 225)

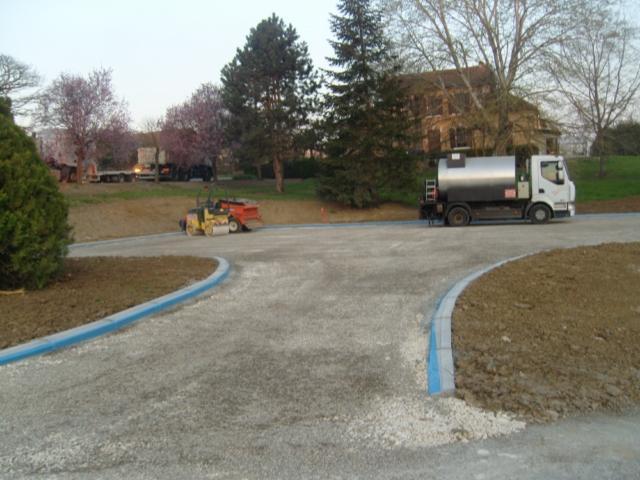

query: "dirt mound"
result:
(453, 243), (640, 422)
(577, 195), (640, 213)
(0, 257), (217, 350)
(68, 198), (417, 242)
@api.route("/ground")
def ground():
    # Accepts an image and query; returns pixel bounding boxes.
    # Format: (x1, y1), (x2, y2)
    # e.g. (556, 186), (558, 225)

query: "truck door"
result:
(536, 159), (570, 210)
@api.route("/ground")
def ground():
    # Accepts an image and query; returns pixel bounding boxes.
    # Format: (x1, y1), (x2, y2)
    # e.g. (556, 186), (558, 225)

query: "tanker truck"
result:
(419, 153), (575, 226)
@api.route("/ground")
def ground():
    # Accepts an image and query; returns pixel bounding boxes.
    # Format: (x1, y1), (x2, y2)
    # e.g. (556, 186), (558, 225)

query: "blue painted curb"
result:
(426, 254), (527, 396)
(70, 232), (182, 250)
(0, 257), (230, 366)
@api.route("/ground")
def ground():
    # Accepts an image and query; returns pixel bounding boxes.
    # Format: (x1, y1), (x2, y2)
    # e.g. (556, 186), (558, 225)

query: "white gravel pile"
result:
(345, 395), (526, 449)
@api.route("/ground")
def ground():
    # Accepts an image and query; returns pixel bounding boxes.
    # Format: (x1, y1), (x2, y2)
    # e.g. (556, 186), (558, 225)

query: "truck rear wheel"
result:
(447, 207), (470, 227)
(529, 204), (551, 224)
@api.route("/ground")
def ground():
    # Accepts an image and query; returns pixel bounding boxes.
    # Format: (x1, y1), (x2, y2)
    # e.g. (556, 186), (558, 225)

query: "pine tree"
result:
(0, 97), (71, 289)
(221, 15), (319, 192)
(317, 0), (416, 208)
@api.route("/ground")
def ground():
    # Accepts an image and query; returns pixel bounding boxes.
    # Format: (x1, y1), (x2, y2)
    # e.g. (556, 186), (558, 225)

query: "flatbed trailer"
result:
(87, 169), (135, 183)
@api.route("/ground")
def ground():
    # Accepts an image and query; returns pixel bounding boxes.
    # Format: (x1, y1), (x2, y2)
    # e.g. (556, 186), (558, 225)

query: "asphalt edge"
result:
(68, 212), (640, 249)
(427, 254), (527, 396)
(0, 256), (230, 366)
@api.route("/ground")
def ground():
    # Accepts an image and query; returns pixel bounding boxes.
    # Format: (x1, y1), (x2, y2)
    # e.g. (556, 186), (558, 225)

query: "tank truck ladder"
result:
(425, 179), (437, 203)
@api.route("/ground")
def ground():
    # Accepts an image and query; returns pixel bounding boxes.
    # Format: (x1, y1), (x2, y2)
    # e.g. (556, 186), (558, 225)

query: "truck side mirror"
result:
(557, 170), (565, 184)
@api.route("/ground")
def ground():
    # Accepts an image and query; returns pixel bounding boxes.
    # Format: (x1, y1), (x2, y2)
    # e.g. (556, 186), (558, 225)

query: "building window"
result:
(449, 127), (469, 149)
(426, 95), (443, 116)
(428, 129), (441, 153)
(451, 92), (470, 114)
(409, 95), (424, 116)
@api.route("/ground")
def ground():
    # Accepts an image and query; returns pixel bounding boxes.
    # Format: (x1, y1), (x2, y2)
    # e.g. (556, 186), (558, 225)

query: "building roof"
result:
(400, 64), (494, 95)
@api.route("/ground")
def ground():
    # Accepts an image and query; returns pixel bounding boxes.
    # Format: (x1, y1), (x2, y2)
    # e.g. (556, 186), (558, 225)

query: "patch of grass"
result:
(64, 183), (200, 206)
(568, 156), (640, 202)
(64, 157), (639, 207)
(219, 178), (318, 201)
(63, 179), (319, 206)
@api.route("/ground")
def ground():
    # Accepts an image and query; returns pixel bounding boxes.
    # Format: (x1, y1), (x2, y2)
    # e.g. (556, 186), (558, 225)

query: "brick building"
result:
(401, 64), (560, 157)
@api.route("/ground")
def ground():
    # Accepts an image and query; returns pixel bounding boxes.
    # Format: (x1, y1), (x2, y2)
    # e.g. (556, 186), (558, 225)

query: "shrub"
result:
(0, 98), (72, 289)
(232, 173), (258, 181)
(244, 158), (321, 180)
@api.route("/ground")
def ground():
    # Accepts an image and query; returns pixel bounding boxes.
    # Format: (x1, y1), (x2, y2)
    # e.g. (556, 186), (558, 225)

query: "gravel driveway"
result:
(1, 215), (640, 479)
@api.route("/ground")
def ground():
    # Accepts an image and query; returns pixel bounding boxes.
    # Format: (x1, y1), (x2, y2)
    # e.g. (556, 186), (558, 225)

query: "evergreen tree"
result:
(221, 15), (319, 192)
(317, 0), (417, 208)
(0, 97), (71, 289)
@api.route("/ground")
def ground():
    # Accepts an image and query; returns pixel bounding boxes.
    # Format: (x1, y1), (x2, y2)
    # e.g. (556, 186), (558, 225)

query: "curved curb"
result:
(0, 257), (230, 366)
(70, 232), (182, 250)
(427, 254), (527, 396)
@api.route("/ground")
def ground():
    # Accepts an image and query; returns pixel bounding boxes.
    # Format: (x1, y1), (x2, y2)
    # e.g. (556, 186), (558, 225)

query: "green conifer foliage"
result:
(221, 15), (319, 192)
(317, 0), (417, 207)
(0, 97), (71, 289)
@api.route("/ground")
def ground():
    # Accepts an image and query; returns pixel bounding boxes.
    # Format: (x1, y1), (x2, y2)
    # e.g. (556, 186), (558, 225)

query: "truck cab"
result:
(529, 155), (576, 222)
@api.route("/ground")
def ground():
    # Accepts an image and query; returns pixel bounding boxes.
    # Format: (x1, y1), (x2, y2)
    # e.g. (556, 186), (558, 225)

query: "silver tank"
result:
(438, 156), (516, 202)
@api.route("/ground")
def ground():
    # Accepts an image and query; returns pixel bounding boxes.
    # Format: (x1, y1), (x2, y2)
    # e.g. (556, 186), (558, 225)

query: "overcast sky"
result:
(2, 0), (640, 129)
(1, 0), (338, 127)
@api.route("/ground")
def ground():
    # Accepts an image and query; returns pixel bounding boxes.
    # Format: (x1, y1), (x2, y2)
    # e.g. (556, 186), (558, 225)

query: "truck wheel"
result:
(447, 207), (470, 227)
(228, 218), (240, 233)
(529, 204), (551, 224)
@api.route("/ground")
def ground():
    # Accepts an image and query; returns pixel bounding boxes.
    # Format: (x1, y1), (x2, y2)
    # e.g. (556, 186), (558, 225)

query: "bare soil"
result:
(453, 243), (640, 422)
(62, 181), (640, 242)
(68, 197), (417, 242)
(0, 257), (217, 350)
(577, 195), (640, 213)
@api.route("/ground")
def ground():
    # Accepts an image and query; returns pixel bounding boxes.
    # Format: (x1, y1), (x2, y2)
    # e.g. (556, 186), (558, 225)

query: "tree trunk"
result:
(255, 163), (262, 180)
(597, 130), (606, 178)
(274, 156), (284, 193)
(154, 147), (160, 183)
(495, 98), (510, 155)
(75, 144), (85, 184)
(598, 155), (606, 177)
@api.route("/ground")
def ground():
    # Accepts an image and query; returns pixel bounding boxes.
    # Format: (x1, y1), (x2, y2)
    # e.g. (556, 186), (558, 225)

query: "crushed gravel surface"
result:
(345, 396), (525, 448)
(453, 242), (640, 422)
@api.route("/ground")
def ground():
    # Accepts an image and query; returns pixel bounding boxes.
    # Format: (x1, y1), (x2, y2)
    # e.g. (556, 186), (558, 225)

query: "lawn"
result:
(61, 177), (422, 206)
(60, 156), (640, 207)
(62, 178), (319, 206)
(567, 156), (640, 202)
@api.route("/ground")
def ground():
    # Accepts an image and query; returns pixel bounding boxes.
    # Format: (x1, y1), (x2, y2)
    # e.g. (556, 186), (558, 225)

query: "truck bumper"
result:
(554, 202), (575, 218)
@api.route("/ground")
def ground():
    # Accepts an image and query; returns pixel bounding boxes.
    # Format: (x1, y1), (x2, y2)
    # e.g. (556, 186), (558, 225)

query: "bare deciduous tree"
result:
(384, 0), (584, 153)
(0, 54), (41, 115)
(37, 68), (129, 183)
(548, 8), (640, 176)
(163, 83), (226, 181)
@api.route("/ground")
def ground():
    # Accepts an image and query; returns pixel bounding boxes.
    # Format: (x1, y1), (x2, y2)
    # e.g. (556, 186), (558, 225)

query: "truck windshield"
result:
(562, 158), (570, 179)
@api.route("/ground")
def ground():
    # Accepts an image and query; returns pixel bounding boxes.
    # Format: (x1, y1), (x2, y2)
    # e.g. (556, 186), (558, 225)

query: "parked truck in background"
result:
(133, 147), (214, 181)
(85, 160), (135, 183)
(419, 153), (575, 226)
